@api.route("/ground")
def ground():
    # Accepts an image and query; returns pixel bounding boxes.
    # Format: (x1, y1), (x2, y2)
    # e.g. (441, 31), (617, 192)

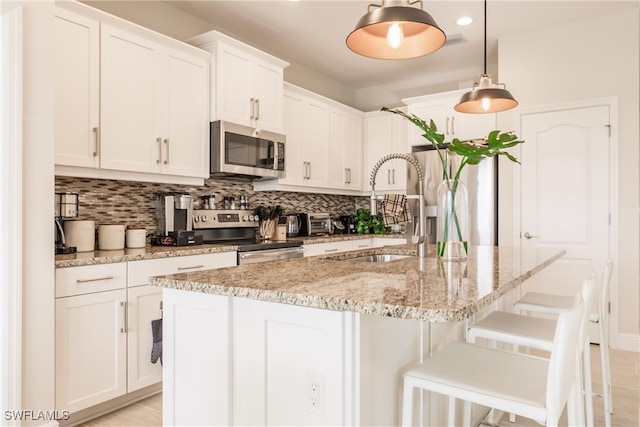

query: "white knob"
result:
(202, 215), (207, 222)
(243, 215), (249, 221)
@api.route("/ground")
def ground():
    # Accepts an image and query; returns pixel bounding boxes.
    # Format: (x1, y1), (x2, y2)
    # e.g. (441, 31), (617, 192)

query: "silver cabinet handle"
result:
(156, 137), (162, 164)
(307, 162), (311, 179)
(392, 168), (396, 184)
(303, 162), (308, 179)
(163, 139), (169, 164)
(345, 168), (349, 184)
(323, 248), (339, 253)
(120, 301), (127, 333)
(387, 169), (391, 185)
(523, 232), (539, 239)
(76, 276), (114, 284)
(348, 168), (352, 184)
(92, 127), (99, 157)
(176, 265), (204, 271)
(250, 97), (255, 120)
(356, 244), (370, 248)
(255, 98), (260, 121)
(451, 116), (455, 135)
(446, 117), (450, 135)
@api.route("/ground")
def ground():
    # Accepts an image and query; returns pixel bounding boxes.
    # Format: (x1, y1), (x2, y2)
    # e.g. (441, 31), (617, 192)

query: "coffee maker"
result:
(154, 193), (202, 246)
(55, 192), (79, 254)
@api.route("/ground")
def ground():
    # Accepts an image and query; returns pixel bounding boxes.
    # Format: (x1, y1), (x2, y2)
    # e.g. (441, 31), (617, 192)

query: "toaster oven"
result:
(298, 213), (332, 236)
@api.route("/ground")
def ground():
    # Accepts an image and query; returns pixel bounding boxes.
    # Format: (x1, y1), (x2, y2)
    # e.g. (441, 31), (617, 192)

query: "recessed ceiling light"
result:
(457, 16), (473, 26)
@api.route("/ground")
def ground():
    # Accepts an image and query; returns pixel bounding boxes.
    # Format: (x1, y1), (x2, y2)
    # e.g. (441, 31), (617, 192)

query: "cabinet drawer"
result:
(303, 241), (354, 257)
(128, 252), (237, 286)
(351, 239), (375, 251)
(56, 262), (127, 298)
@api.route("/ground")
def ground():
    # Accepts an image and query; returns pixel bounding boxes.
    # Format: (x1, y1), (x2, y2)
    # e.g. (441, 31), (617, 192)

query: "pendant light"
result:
(454, 0), (518, 113)
(346, 0), (445, 60)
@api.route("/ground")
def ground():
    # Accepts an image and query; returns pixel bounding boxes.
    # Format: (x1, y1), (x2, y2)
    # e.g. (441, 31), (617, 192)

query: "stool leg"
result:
(402, 378), (414, 427)
(600, 326), (613, 427)
(462, 400), (471, 427)
(583, 342), (594, 427)
(447, 396), (456, 427)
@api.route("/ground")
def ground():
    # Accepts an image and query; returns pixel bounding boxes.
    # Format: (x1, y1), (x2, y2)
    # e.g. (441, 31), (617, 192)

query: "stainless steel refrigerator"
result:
(406, 145), (498, 246)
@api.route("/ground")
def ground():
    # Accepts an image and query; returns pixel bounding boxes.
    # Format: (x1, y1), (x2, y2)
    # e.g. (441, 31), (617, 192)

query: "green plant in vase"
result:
(354, 208), (386, 235)
(381, 107), (524, 258)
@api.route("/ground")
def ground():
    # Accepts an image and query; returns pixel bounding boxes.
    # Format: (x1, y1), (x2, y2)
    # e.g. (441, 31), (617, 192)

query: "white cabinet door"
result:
(100, 24), (160, 174)
(54, 8), (99, 168)
(233, 298), (348, 426)
(280, 91), (306, 186)
(214, 41), (284, 132)
(127, 285), (163, 392)
(56, 289), (127, 413)
(330, 109), (364, 191)
(303, 99), (330, 188)
(163, 49), (209, 178)
(163, 289), (231, 427)
(364, 113), (407, 192)
(252, 58), (284, 132)
(127, 252), (237, 286)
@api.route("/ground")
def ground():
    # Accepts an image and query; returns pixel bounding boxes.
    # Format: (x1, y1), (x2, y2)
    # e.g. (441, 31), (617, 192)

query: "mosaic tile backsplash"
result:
(55, 176), (370, 234)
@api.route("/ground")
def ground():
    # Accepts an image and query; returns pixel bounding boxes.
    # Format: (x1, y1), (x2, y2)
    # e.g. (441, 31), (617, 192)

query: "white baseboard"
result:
(614, 332), (640, 352)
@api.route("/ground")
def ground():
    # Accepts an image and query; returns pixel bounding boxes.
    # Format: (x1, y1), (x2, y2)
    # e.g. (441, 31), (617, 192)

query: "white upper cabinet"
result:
(329, 107), (363, 191)
(100, 25), (209, 177)
(189, 31), (288, 133)
(253, 84), (364, 195)
(363, 111), (408, 193)
(53, 3), (210, 185)
(54, 8), (100, 168)
(403, 89), (496, 146)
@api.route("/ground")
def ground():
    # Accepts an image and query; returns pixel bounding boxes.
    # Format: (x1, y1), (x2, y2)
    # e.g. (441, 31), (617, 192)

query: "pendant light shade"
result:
(455, 0), (518, 114)
(454, 75), (518, 113)
(346, 1), (446, 60)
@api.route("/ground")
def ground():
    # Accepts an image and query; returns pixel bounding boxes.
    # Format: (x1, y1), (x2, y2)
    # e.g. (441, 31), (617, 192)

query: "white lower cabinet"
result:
(126, 285), (163, 392)
(55, 263), (128, 413)
(55, 252), (237, 415)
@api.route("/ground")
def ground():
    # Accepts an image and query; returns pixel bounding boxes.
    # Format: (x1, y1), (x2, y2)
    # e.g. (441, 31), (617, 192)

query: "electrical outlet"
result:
(306, 371), (324, 415)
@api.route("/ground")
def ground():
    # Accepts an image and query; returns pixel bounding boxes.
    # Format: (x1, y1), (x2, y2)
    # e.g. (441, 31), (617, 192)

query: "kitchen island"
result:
(150, 244), (565, 426)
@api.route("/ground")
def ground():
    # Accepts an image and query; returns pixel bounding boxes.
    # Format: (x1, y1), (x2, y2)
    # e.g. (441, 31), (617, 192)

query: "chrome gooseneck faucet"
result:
(369, 153), (427, 258)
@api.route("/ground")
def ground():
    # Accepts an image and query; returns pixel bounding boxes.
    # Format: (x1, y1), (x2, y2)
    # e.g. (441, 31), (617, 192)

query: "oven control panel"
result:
(192, 209), (259, 229)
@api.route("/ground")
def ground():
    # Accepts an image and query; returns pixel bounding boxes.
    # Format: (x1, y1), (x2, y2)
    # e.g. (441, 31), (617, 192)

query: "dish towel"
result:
(151, 318), (163, 366)
(381, 194), (410, 226)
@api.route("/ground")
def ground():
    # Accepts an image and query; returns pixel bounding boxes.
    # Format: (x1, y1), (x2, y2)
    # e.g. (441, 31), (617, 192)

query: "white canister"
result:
(64, 220), (95, 252)
(126, 227), (147, 249)
(98, 224), (125, 250)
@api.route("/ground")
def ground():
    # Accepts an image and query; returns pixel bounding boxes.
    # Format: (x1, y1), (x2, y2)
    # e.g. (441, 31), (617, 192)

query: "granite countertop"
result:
(54, 233), (405, 268)
(149, 244), (566, 322)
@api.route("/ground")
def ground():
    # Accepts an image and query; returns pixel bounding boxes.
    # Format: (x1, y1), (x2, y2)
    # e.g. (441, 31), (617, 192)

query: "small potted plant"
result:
(354, 208), (385, 235)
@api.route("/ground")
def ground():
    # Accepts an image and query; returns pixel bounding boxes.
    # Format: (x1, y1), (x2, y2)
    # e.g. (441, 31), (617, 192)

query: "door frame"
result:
(512, 97), (623, 348)
(0, 2), (23, 419)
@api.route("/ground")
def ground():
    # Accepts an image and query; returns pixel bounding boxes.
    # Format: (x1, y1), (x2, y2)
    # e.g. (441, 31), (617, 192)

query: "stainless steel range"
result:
(192, 209), (304, 265)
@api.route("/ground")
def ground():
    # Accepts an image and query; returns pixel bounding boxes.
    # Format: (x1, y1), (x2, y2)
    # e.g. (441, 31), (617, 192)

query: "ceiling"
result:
(85, 0), (638, 108)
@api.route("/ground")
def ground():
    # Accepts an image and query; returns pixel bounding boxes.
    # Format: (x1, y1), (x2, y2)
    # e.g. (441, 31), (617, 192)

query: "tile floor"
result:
(83, 345), (638, 426)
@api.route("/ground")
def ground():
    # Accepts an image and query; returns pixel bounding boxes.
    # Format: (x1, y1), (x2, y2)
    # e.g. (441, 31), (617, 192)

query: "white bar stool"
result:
(515, 260), (614, 427)
(401, 284), (588, 427)
(468, 276), (597, 426)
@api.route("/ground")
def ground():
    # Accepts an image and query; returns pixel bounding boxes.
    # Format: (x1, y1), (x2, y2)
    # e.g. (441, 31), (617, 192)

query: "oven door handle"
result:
(238, 247), (305, 265)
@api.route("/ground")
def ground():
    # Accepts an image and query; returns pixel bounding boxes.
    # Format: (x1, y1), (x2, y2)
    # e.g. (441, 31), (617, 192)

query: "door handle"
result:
(446, 117), (450, 135)
(92, 127), (100, 157)
(163, 139), (169, 164)
(450, 116), (455, 135)
(255, 98), (260, 121)
(120, 301), (127, 333)
(250, 98), (255, 120)
(523, 232), (539, 239)
(156, 137), (162, 164)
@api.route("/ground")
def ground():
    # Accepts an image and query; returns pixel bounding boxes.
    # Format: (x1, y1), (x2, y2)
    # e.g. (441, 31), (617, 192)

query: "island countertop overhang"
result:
(149, 244), (566, 322)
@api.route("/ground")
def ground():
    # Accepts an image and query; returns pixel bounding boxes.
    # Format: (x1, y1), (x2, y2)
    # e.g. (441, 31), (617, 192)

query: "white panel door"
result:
(164, 50), (209, 178)
(303, 99), (330, 188)
(329, 108), (346, 189)
(54, 8), (99, 168)
(127, 285), (163, 392)
(217, 44), (252, 126)
(344, 113), (364, 190)
(518, 105), (611, 317)
(281, 92), (305, 186)
(100, 25), (160, 173)
(55, 289), (127, 413)
(253, 59), (283, 132)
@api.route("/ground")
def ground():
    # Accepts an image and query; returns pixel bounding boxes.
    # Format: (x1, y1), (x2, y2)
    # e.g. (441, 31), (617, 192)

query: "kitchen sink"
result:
(344, 254), (412, 263)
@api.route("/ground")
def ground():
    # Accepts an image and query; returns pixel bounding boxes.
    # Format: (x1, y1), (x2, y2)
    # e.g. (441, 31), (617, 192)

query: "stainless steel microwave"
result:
(210, 120), (286, 179)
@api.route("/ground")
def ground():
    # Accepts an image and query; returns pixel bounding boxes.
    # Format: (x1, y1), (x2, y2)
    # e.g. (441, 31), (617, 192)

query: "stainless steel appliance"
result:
(55, 192), (79, 254)
(407, 145), (497, 246)
(210, 120), (286, 179)
(155, 193), (201, 246)
(298, 213), (333, 236)
(285, 214), (301, 237)
(192, 209), (304, 265)
(338, 215), (356, 234)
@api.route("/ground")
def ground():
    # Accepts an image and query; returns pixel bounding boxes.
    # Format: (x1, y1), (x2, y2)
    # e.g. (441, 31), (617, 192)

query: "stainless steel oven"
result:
(192, 209), (303, 265)
(210, 120), (286, 179)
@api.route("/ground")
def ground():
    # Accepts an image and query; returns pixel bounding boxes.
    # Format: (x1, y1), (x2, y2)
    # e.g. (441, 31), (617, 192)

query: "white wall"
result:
(497, 9), (640, 348)
(21, 0), (56, 422)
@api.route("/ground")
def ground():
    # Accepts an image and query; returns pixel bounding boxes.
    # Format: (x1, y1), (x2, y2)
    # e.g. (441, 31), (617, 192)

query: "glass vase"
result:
(437, 178), (469, 261)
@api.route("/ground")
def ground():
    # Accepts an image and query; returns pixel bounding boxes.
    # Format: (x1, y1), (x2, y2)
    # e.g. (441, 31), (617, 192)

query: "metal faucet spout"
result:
(370, 153), (427, 258)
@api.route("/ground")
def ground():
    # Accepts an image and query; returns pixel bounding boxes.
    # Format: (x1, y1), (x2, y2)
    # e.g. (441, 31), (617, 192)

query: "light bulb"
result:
(481, 98), (490, 111)
(386, 23), (404, 50)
